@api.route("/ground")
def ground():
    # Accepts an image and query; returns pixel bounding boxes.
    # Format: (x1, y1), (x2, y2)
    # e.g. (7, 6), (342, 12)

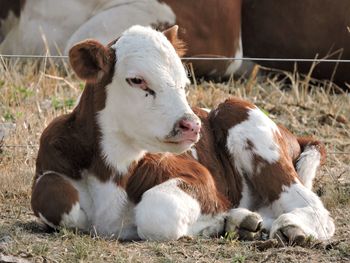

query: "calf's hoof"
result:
(273, 225), (307, 246)
(225, 211), (263, 241)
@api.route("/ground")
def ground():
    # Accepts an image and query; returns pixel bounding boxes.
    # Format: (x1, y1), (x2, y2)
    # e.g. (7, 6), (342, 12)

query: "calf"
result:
(31, 25), (334, 243)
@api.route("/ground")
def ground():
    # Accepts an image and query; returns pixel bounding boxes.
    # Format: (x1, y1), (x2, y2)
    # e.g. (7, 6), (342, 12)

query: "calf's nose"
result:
(178, 118), (201, 134)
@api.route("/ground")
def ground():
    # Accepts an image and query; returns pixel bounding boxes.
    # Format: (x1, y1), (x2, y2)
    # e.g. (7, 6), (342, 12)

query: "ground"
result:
(0, 60), (349, 262)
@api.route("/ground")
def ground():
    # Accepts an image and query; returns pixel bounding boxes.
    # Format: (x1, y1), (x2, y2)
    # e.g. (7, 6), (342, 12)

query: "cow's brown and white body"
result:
(31, 26), (334, 243)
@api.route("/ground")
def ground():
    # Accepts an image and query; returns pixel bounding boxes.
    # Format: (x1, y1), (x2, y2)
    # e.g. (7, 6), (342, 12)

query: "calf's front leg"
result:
(31, 171), (89, 230)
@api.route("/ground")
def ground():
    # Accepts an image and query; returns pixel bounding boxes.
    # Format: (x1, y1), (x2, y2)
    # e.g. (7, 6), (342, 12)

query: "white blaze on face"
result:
(98, 26), (196, 173)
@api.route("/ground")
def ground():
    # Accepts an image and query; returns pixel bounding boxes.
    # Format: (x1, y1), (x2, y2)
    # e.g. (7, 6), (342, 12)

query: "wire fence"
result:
(0, 54), (349, 155)
(1, 54), (350, 63)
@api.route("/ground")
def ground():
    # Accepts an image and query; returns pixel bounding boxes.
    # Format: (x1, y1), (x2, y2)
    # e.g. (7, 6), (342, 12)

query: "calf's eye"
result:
(126, 78), (143, 85)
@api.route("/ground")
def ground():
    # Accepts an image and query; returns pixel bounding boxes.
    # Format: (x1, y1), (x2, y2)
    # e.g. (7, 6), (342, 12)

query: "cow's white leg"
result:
(269, 183), (335, 243)
(135, 179), (225, 241)
(135, 179), (200, 241)
(295, 145), (321, 190)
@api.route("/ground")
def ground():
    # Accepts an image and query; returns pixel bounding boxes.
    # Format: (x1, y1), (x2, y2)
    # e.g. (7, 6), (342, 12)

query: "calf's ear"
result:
(69, 39), (114, 82)
(163, 25), (187, 57)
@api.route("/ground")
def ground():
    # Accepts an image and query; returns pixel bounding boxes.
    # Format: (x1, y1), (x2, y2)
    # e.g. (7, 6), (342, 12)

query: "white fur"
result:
(0, 0), (175, 55)
(98, 26), (197, 174)
(264, 183), (334, 240)
(61, 202), (89, 229)
(226, 207), (258, 228)
(65, 0), (175, 53)
(224, 33), (243, 76)
(190, 146), (199, 160)
(257, 206), (275, 231)
(135, 179), (201, 240)
(200, 108), (211, 113)
(0, 0), (98, 54)
(296, 146), (321, 189)
(226, 107), (281, 177)
(135, 179), (226, 240)
(238, 179), (251, 209)
(68, 171), (137, 239)
(188, 214), (226, 237)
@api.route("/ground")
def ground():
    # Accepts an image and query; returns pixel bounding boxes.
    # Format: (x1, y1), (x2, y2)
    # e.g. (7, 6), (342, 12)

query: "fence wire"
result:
(0, 144), (348, 155)
(1, 54), (350, 63)
(0, 54), (349, 155)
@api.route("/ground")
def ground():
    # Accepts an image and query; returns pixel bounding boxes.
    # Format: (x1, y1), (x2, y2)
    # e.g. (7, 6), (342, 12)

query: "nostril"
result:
(179, 120), (191, 131)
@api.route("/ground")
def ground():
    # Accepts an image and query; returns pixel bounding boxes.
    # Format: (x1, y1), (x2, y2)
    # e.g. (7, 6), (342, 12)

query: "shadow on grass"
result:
(13, 220), (56, 235)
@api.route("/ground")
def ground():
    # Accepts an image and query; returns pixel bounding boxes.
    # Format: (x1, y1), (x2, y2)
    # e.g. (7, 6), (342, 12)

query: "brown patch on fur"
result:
(208, 98), (300, 206)
(250, 155), (297, 205)
(34, 42), (116, 183)
(297, 136), (327, 165)
(278, 125), (302, 162)
(208, 98), (256, 206)
(209, 97), (255, 143)
(246, 128), (305, 206)
(193, 107), (242, 207)
(126, 153), (230, 214)
(31, 173), (79, 226)
(33, 41), (118, 225)
(162, 25), (187, 57)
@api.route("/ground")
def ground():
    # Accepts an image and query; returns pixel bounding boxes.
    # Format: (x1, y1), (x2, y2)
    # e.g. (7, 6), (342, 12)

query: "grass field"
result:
(0, 59), (349, 262)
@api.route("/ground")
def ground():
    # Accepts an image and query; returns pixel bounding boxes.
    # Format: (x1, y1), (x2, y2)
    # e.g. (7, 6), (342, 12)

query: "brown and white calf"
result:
(31, 25), (334, 243)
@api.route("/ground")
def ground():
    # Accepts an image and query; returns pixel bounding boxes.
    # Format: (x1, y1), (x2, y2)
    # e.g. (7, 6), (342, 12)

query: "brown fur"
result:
(297, 136), (327, 165)
(0, 0), (25, 20)
(242, 0), (350, 87)
(210, 98), (296, 206)
(33, 39), (117, 200)
(126, 153), (230, 214)
(193, 107), (243, 207)
(161, 0), (242, 77)
(247, 133), (298, 207)
(0, 0), (25, 42)
(278, 125), (302, 163)
(69, 40), (116, 83)
(31, 172), (79, 225)
(162, 25), (187, 57)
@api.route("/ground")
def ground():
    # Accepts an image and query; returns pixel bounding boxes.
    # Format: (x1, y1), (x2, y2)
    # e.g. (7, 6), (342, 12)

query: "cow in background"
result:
(242, 0), (350, 87)
(1, 0), (349, 86)
(0, 0), (242, 79)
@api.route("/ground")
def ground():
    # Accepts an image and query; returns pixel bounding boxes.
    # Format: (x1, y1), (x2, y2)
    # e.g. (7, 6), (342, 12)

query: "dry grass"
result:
(0, 59), (349, 262)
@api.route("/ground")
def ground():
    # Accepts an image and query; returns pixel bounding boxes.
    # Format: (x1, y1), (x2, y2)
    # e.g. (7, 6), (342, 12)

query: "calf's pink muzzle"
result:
(175, 116), (201, 143)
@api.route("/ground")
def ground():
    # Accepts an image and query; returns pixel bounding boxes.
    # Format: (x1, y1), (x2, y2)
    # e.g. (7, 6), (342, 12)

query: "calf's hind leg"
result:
(31, 172), (88, 230)
(211, 98), (334, 243)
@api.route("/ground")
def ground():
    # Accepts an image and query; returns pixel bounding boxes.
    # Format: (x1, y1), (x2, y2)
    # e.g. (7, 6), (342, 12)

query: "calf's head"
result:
(69, 25), (200, 157)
